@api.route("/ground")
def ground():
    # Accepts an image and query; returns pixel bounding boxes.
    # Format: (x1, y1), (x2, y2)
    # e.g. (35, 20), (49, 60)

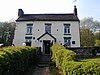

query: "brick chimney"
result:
(18, 9), (24, 17)
(74, 5), (77, 16)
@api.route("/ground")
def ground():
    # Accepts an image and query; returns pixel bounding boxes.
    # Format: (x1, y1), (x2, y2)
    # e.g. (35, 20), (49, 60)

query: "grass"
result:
(81, 56), (100, 63)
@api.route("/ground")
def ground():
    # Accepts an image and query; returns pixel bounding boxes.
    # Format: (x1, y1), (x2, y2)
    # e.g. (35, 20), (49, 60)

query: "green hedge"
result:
(0, 46), (39, 75)
(51, 44), (66, 63)
(51, 44), (100, 75)
(62, 61), (100, 75)
(51, 44), (76, 66)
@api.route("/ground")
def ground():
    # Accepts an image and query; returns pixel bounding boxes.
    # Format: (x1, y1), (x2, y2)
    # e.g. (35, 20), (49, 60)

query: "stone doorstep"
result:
(32, 67), (51, 75)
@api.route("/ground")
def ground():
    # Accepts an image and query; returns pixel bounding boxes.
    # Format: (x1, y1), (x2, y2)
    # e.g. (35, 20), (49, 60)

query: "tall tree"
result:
(94, 32), (100, 46)
(94, 32), (100, 40)
(80, 28), (95, 47)
(80, 17), (100, 29)
(0, 22), (16, 46)
(95, 40), (100, 46)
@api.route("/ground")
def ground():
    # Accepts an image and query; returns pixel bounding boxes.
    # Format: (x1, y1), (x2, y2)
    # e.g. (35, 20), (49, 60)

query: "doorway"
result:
(26, 42), (31, 46)
(43, 40), (51, 54)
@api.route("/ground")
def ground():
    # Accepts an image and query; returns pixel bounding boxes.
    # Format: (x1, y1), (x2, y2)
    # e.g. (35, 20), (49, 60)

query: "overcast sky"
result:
(0, 0), (100, 22)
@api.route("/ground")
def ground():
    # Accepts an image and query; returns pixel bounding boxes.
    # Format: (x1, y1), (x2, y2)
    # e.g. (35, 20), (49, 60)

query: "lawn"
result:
(81, 56), (100, 63)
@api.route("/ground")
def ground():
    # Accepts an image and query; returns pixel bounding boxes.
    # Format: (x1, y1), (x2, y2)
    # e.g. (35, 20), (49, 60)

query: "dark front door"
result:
(43, 40), (50, 54)
(26, 42), (31, 46)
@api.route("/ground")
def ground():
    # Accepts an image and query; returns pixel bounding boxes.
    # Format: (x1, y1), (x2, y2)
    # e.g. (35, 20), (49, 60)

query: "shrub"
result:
(0, 46), (39, 75)
(51, 44), (65, 62)
(51, 44), (77, 73)
(51, 44), (100, 75)
(62, 61), (100, 75)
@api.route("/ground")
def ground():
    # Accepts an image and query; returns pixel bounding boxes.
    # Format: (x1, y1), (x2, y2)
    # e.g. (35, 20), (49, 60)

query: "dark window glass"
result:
(45, 23), (51, 34)
(26, 24), (33, 34)
(64, 37), (71, 47)
(64, 24), (70, 34)
(72, 41), (75, 44)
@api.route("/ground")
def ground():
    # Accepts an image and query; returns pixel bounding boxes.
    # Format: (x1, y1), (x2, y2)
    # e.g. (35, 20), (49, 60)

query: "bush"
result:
(0, 46), (39, 75)
(55, 49), (76, 68)
(51, 44), (77, 73)
(51, 44), (100, 75)
(62, 61), (100, 75)
(51, 44), (65, 62)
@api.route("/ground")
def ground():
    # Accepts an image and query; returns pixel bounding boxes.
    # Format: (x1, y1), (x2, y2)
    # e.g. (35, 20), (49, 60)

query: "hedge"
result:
(51, 44), (100, 75)
(62, 61), (100, 75)
(0, 46), (39, 75)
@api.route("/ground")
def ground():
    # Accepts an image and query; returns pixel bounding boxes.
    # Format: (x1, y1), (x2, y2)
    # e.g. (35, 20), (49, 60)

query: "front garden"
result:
(0, 45), (100, 75)
(0, 46), (40, 75)
(50, 44), (100, 75)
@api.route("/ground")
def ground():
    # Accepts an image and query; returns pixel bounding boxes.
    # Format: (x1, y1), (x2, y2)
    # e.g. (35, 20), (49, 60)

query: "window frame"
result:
(45, 23), (51, 34)
(25, 37), (32, 43)
(64, 24), (71, 35)
(64, 37), (71, 47)
(26, 24), (33, 35)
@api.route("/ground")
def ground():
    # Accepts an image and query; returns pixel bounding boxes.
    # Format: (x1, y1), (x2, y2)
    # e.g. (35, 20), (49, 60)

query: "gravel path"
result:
(32, 67), (51, 75)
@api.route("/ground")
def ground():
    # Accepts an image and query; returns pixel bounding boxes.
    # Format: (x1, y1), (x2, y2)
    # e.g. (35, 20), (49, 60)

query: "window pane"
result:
(64, 37), (71, 47)
(45, 23), (51, 34)
(25, 37), (32, 42)
(26, 24), (33, 34)
(64, 24), (70, 34)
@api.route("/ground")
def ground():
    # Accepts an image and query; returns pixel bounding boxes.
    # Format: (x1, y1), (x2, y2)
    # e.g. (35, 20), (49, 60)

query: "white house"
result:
(13, 6), (80, 54)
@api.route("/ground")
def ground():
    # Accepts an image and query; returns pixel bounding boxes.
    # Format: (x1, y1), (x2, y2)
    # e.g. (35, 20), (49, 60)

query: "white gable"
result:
(38, 33), (56, 41)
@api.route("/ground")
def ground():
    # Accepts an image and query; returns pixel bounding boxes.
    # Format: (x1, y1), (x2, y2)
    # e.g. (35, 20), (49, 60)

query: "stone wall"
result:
(66, 47), (96, 59)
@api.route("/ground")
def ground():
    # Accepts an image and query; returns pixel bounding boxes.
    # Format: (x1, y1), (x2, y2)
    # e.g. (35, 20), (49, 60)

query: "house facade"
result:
(13, 6), (80, 54)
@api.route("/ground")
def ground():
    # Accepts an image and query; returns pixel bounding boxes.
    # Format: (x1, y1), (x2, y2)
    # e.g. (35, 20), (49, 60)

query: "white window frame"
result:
(25, 37), (32, 42)
(64, 24), (70, 34)
(64, 37), (71, 47)
(26, 24), (33, 34)
(45, 23), (51, 34)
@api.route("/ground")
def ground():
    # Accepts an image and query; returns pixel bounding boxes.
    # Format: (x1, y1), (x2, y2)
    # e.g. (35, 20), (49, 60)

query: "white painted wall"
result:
(13, 21), (80, 47)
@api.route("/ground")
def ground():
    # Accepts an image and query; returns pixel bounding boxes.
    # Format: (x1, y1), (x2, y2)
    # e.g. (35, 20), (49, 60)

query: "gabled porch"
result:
(37, 32), (56, 55)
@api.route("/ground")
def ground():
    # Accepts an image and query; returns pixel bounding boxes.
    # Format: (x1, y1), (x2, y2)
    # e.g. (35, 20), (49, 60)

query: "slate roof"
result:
(16, 13), (79, 21)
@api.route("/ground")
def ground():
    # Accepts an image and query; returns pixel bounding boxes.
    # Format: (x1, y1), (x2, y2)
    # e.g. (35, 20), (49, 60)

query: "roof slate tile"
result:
(16, 13), (79, 21)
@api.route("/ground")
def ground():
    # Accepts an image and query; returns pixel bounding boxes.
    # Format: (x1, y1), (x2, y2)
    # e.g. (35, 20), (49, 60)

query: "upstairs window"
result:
(64, 24), (70, 34)
(26, 24), (33, 35)
(45, 23), (51, 34)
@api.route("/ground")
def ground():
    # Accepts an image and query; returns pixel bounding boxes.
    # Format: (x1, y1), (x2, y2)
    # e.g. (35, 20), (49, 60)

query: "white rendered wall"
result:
(13, 21), (80, 47)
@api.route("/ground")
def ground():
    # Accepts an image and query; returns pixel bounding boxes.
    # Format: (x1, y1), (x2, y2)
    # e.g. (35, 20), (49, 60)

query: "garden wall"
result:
(66, 47), (100, 58)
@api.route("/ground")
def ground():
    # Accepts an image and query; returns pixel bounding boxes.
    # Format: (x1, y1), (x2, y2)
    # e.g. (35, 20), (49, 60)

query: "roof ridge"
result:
(23, 13), (74, 15)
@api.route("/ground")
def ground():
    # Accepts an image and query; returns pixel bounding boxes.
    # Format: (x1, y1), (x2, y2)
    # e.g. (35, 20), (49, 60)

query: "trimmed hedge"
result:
(51, 44), (100, 75)
(0, 46), (39, 75)
(62, 61), (100, 75)
(51, 44), (66, 63)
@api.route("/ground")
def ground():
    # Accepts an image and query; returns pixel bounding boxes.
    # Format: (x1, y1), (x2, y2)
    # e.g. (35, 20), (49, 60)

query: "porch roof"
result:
(37, 32), (56, 41)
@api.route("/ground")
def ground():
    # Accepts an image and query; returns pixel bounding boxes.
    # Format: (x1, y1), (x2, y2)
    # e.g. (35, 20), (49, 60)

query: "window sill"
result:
(64, 34), (71, 35)
(26, 33), (32, 35)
